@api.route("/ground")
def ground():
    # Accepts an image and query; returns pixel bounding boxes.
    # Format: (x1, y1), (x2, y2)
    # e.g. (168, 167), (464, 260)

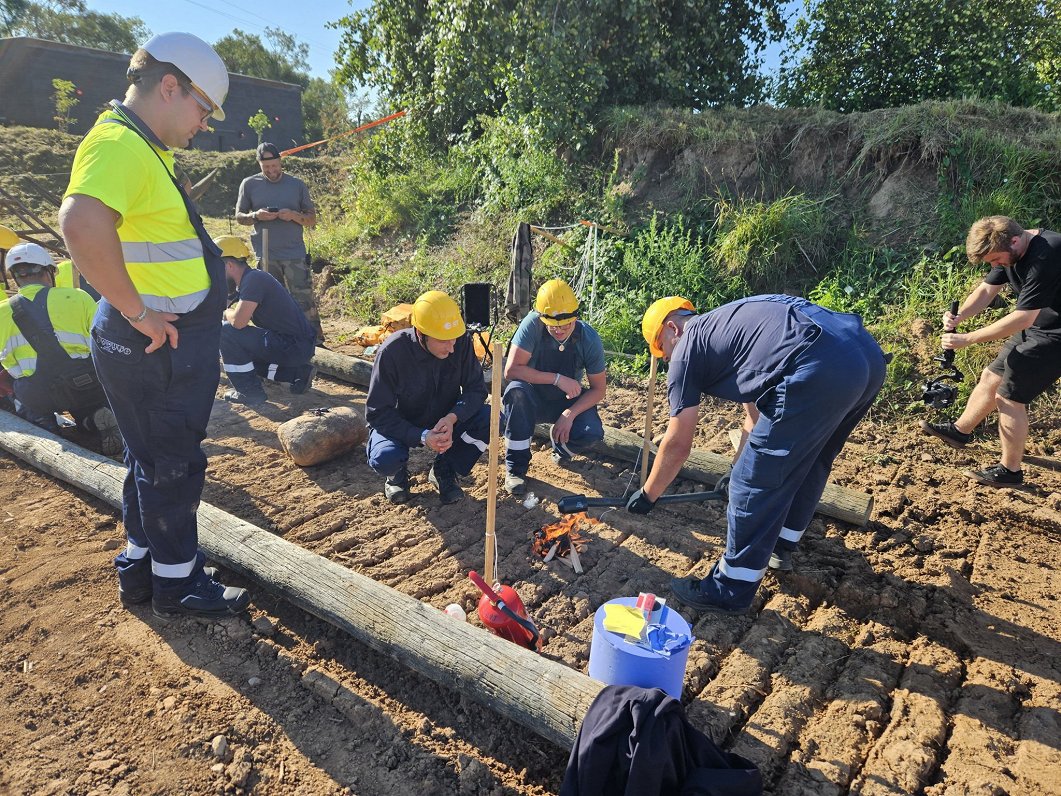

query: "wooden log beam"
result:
(534, 424), (874, 527)
(0, 412), (604, 747)
(308, 346), (873, 526)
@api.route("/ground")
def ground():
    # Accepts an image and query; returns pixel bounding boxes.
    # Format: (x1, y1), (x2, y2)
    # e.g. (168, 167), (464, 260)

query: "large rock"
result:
(277, 406), (368, 467)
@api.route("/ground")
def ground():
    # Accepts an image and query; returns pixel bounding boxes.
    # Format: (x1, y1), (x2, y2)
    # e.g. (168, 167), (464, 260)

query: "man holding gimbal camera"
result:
(922, 216), (1061, 486)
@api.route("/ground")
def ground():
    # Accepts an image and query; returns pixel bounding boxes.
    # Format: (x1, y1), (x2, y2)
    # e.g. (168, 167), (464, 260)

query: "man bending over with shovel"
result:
(629, 295), (887, 614)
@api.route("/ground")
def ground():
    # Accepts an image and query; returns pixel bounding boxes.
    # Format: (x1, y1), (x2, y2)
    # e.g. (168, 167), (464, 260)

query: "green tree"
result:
(333, 0), (784, 148)
(213, 27), (310, 86)
(51, 77), (78, 132)
(247, 109), (271, 143)
(301, 76), (356, 143)
(11, 0), (148, 52)
(776, 0), (1057, 112)
(1, 0), (27, 35)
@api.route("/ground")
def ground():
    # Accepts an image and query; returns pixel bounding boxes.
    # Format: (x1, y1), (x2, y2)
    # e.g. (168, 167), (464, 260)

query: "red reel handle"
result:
(468, 570), (501, 604)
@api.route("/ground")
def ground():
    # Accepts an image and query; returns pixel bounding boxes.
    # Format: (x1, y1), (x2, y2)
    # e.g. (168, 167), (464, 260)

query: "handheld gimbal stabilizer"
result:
(922, 301), (965, 409)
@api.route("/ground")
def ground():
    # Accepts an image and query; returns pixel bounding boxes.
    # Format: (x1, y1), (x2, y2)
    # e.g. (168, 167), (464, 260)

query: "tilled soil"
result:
(1, 328), (1059, 795)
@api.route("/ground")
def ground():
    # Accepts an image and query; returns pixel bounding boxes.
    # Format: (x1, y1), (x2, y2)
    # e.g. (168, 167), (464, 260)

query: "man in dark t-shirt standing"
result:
(215, 235), (316, 406)
(922, 216), (1061, 486)
(629, 295), (887, 614)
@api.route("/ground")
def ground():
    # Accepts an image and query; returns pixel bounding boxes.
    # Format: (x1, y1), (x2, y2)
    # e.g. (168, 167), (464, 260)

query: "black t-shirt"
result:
(983, 229), (1061, 333)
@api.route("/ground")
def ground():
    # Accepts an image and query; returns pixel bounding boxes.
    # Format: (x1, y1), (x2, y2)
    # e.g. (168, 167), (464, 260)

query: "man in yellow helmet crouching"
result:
(365, 290), (490, 505)
(502, 279), (607, 496)
(215, 235), (316, 405)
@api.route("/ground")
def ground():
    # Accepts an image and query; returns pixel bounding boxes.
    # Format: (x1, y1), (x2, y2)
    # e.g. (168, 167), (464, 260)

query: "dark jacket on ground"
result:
(366, 328), (487, 448)
(560, 685), (762, 796)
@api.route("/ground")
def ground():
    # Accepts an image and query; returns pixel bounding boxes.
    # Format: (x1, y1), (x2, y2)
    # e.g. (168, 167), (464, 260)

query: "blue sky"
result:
(86, 0), (370, 80)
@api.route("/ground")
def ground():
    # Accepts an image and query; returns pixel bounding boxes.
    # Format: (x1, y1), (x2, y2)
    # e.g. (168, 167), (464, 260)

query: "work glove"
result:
(626, 488), (656, 515)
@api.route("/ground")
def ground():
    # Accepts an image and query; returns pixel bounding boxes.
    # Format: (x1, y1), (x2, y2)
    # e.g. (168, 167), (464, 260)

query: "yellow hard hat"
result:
(412, 290), (466, 340)
(0, 225), (19, 250)
(213, 235), (251, 261)
(642, 296), (695, 358)
(535, 279), (579, 326)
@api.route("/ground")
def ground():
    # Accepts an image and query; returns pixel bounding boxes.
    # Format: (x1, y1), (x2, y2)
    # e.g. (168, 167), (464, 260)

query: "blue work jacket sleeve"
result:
(365, 346), (426, 449)
(449, 339), (487, 423)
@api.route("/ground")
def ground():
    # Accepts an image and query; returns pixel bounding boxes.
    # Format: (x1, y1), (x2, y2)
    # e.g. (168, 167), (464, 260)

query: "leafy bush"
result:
(711, 193), (834, 293)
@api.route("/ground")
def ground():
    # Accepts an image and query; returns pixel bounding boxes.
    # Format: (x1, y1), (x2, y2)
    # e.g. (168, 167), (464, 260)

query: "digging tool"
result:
(640, 355), (658, 487)
(468, 570), (540, 650)
(484, 341), (503, 585)
(557, 488), (726, 515)
(922, 301), (964, 409)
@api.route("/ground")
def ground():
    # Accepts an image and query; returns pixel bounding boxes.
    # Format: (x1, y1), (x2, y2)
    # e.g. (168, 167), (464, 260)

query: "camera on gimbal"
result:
(922, 352), (962, 409)
(921, 300), (964, 409)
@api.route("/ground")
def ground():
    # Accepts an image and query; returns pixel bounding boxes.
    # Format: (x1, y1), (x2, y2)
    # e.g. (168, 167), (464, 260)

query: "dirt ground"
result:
(1, 316), (1060, 796)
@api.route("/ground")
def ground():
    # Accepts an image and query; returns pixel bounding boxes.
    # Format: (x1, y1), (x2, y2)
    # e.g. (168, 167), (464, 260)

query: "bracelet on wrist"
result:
(121, 305), (148, 324)
(553, 372), (561, 386)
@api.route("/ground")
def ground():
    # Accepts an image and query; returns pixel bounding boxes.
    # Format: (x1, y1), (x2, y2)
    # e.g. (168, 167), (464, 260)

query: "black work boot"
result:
(384, 465), (410, 504)
(428, 459), (464, 505)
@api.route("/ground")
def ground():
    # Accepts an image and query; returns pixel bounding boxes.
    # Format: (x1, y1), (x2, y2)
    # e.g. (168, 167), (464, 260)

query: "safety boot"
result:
(223, 388), (266, 406)
(383, 465), (410, 504)
(428, 461), (464, 505)
(152, 571), (250, 619)
(89, 406), (123, 456)
(768, 547), (793, 572)
(289, 365), (317, 395)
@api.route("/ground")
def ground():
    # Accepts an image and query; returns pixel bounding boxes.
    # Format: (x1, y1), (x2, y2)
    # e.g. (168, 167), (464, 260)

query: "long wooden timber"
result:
(311, 347), (875, 527)
(0, 412), (604, 748)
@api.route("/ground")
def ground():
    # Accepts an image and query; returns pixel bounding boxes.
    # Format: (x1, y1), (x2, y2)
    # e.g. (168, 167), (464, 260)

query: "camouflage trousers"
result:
(267, 258), (325, 343)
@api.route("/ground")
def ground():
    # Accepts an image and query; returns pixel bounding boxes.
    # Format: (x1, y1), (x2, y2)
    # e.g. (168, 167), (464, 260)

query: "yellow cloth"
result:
(0, 284), (96, 378)
(602, 604), (647, 637)
(55, 260), (76, 289)
(64, 108), (209, 313)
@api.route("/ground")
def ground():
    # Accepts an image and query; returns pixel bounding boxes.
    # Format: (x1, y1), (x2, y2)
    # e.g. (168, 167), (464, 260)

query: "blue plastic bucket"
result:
(587, 597), (692, 698)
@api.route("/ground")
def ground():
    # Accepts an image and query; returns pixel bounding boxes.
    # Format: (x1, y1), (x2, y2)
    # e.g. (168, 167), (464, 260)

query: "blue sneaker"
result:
(152, 571), (250, 619)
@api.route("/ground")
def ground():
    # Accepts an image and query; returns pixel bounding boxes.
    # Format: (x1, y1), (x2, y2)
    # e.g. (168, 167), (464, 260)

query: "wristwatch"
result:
(421, 428), (430, 445)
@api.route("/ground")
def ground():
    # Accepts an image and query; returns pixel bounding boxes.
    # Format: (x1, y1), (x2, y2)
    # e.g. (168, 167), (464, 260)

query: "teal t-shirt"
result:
(509, 312), (606, 383)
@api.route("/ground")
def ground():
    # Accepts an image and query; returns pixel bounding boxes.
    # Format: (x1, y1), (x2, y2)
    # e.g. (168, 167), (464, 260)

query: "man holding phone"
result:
(235, 142), (323, 343)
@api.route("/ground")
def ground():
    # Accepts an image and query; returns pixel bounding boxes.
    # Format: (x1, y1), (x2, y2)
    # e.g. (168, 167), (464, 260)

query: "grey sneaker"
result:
(504, 472), (526, 496)
(920, 420), (973, 448)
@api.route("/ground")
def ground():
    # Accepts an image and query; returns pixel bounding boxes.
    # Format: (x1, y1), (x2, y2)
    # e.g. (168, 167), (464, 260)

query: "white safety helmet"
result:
(6, 242), (56, 274)
(141, 32), (229, 121)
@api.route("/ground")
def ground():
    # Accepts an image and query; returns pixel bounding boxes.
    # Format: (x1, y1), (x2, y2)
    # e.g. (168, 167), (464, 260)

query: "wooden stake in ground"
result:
(261, 227), (270, 273)
(640, 355), (658, 488)
(484, 341), (503, 585)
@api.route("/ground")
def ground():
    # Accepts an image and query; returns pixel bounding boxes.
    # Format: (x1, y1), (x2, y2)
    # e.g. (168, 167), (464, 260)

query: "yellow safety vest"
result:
(0, 284), (95, 378)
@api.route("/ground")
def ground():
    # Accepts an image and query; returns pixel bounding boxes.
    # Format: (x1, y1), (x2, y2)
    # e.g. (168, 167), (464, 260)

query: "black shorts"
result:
(987, 330), (1061, 404)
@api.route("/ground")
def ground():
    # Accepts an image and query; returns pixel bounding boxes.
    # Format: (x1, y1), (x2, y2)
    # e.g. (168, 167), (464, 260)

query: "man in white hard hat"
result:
(0, 242), (121, 454)
(58, 32), (251, 620)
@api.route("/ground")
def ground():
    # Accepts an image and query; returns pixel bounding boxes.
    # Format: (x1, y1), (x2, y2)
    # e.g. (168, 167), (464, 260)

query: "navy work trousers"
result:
(367, 404), (491, 478)
(219, 322), (314, 397)
(502, 380), (604, 475)
(91, 304), (220, 595)
(707, 305), (886, 610)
